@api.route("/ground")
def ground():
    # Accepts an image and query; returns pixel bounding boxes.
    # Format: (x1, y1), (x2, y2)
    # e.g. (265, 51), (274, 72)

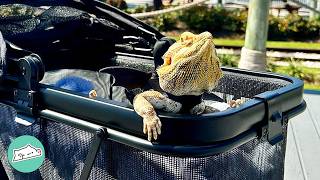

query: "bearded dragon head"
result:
(157, 31), (223, 96)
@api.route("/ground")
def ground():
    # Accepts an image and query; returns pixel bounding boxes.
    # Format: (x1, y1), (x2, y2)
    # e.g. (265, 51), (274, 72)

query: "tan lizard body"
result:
(133, 32), (241, 141)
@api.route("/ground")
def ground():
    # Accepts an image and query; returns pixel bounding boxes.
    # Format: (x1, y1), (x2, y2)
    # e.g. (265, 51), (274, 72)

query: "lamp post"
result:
(238, 0), (270, 71)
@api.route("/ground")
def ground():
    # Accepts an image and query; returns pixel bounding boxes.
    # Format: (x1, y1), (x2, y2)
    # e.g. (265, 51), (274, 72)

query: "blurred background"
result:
(102, 0), (320, 91)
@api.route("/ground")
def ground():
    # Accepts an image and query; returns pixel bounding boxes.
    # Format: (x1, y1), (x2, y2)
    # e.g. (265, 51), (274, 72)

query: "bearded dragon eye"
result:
(164, 57), (172, 65)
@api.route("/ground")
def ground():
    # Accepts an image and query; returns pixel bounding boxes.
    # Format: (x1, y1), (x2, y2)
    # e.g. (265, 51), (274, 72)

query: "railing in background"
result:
(223, 0), (319, 14)
(128, 0), (320, 18)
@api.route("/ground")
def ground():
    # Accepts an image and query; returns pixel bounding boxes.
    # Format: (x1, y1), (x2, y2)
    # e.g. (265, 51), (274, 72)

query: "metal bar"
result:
(131, 0), (209, 19)
(289, 0), (320, 14)
(0, 160), (8, 180)
(38, 108), (259, 157)
(80, 128), (106, 180)
(40, 109), (104, 133)
(39, 110), (107, 180)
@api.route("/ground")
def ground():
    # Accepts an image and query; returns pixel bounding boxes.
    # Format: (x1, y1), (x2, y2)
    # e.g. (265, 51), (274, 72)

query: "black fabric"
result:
(99, 66), (152, 89)
(166, 92), (202, 113)
(125, 88), (203, 113)
(0, 103), (287, 179)
(0, 4), (123, 46)
(153, 37), (176, 72)
(125, 88), (144, 104)
(0, 4), (124, 71)
(41, 69), (132, 107)
(121, 74), (205, 113)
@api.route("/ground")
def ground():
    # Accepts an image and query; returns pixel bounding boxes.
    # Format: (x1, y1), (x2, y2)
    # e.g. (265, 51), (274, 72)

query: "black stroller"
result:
(0, 1), (305, 179)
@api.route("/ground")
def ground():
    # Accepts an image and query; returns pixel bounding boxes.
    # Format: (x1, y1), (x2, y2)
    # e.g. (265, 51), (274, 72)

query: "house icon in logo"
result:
(12, 144), (42, 163)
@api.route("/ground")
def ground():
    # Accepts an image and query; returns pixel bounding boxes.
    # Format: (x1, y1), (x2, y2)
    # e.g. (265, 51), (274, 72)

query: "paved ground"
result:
(284, 92), (320, 180)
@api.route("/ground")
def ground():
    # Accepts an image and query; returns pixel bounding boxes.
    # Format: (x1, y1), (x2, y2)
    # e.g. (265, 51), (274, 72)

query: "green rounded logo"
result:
(7, 135), (45, 173)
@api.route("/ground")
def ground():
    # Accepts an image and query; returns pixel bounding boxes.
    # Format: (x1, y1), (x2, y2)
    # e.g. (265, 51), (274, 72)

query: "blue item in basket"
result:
(54, 76), (95, 95)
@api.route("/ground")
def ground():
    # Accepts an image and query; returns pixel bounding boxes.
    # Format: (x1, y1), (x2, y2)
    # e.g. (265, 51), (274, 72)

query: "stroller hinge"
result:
(254, 92), (284, 145)
(5, 53), (44, 115)
(268, 111), (284, 145)
(14, 89), (34, 107)
(13, 89), (35, 114)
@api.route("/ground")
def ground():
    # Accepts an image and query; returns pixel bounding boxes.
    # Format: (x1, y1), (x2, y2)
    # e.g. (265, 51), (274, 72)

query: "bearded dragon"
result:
(133, 32), (242, 141)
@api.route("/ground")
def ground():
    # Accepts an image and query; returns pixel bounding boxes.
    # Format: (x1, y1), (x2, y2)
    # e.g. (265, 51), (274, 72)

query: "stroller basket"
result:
(0, 1), (305, 180)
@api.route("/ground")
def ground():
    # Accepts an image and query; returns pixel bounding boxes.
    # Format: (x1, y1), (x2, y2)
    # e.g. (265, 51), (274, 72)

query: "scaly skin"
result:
(133, 32), (242, 141)
(133, 90), (182, 141)
(157, 31), (222, 96)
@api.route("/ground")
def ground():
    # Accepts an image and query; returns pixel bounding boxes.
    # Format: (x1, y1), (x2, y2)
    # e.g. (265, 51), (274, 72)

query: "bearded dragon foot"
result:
(190, 101), (206, 115)
(229, 99), (245, 108)
(143, 115), (162, 141)
(89, 90), (97, 99)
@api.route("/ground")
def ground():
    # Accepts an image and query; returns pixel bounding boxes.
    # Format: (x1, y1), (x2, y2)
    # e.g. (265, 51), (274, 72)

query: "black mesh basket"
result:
(0, 1), (306, 180)
(0, 102), (289, 180)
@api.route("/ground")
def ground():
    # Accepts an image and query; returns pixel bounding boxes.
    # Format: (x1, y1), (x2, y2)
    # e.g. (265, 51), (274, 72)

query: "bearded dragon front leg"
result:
(133, 90), (182, 141)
